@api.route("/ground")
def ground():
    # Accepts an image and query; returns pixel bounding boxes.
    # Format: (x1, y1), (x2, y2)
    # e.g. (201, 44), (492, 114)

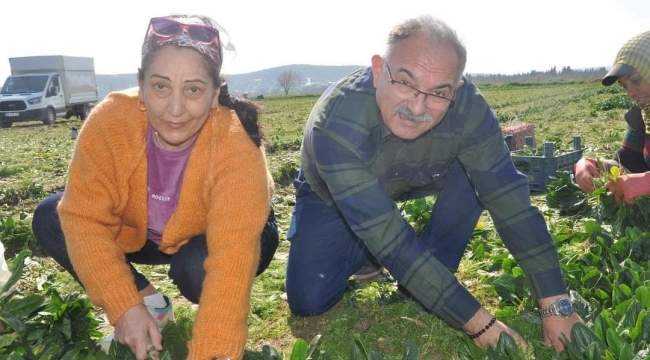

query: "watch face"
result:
(556, 298), (573, 316)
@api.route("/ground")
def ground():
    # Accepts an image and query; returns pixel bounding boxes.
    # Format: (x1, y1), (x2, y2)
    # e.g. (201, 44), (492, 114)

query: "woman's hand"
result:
(574, 158), (600, 192)
(607, 172), (650, 205)
(114, 304), (162, 360)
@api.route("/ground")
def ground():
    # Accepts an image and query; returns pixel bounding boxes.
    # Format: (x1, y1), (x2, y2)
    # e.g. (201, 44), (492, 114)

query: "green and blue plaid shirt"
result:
(300, 67), (567, 328)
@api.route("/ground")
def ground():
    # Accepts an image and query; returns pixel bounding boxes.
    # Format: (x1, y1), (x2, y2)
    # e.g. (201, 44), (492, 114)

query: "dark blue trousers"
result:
(285, 160), (483, 316)
(32, 192), (278, 304)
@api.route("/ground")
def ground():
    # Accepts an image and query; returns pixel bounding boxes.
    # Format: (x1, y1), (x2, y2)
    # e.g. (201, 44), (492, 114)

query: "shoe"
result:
(352, 260), (384, 280)
(100, 295), (174, 352)
(146, 295), (174, 328)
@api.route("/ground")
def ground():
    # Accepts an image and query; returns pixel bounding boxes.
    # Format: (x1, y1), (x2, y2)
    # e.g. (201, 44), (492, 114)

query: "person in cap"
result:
(575, 30), (650, 204)
(31, 14), (278, 360)
(285, 14), (581, 353)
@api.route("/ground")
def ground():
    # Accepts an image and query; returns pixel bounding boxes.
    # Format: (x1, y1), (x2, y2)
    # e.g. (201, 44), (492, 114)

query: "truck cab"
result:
(0, 56), (98, 129)
(0, 73), (65, 127)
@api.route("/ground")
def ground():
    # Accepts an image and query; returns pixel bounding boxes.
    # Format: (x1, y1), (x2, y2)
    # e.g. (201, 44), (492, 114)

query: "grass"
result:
(0, 79), (633, 359)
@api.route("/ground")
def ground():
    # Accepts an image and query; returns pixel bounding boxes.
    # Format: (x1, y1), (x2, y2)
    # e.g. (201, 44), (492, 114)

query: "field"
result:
(0, 79), (643, 359)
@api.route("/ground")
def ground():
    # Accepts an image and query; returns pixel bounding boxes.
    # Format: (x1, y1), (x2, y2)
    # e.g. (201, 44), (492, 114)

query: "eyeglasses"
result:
(384, 62), (455, 106)
(150, 17), (220, 45)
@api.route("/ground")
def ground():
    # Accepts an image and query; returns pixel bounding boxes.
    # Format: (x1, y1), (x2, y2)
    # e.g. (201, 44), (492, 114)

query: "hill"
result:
(96, 64), (364, 100)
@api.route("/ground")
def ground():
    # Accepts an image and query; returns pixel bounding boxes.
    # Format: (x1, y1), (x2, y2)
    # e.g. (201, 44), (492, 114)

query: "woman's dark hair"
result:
(218, 81), (263, 147)
(138, 48), (264, 147)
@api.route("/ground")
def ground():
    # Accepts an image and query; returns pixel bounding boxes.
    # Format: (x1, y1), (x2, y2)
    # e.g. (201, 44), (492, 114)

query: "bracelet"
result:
(467, 316), (497, 339)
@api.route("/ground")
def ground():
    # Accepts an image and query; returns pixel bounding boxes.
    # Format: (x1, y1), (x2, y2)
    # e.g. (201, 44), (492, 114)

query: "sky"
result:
(0, 0), (648, 82)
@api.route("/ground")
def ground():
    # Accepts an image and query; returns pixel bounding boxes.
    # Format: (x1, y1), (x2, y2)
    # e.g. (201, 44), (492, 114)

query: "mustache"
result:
(393, 106), (433, 123)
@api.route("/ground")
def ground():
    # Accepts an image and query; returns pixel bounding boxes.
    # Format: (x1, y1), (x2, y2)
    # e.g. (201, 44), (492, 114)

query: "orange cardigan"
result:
(57, 88), (270, 360)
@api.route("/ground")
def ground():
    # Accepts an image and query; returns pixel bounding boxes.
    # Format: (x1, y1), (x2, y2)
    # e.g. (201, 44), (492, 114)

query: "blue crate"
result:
(509, 136), (582, 192)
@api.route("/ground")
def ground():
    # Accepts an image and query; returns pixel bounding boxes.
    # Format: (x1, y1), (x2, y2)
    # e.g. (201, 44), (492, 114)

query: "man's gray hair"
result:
(386, 15), (467, 82)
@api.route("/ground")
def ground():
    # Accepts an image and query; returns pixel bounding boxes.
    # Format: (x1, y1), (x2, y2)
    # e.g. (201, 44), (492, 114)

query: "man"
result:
(285, 15), (581, 351)
(575, 30), (650, 204)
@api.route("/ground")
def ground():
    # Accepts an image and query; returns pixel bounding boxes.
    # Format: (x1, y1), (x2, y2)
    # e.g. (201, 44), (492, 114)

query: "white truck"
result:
(0, 56), (98, 128)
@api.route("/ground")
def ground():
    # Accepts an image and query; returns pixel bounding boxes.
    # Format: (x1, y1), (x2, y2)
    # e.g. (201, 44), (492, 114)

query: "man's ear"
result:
(455, 79), (465, 91)
(371, 55), (384, 88)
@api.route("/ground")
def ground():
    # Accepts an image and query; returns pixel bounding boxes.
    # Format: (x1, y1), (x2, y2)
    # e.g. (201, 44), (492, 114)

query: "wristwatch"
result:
(539, 298), (574, 319)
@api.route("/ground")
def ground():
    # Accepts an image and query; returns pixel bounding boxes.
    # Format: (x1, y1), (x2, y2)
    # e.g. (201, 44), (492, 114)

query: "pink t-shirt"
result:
(146, 127), (197, 244)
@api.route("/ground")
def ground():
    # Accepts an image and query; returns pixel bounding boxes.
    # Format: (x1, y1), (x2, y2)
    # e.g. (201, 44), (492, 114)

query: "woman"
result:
(575, 30), (650, 204)
(32, 14), (278, 360)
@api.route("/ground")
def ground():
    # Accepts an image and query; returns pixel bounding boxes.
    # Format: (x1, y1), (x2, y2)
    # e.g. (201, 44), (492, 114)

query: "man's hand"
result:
(538, 295), (583, 352)
(114, 304), (163, 360)
(463, 308), (528, 352)
(606, 172), (650, 205)
(542, 313), (582, 351)
(574, 158), (600, 192)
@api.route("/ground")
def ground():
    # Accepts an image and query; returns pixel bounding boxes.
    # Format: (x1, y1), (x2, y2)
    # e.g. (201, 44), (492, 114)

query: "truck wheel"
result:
(0, 122), (12, 129)
(80, 104), (90, 121)
(43, 108), (56, 125)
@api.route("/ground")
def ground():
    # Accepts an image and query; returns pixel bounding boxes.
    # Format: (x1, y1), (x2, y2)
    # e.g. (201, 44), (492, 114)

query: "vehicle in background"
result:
(0, 56), (98, 128)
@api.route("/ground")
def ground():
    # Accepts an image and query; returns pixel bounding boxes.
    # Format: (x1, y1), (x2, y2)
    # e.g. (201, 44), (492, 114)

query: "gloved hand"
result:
(574, 158), (600, 192)
(606, 172), (650, 205)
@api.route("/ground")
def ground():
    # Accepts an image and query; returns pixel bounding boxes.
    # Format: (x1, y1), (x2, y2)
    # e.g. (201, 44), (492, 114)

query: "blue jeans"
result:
(285, 160), (483, 316)
(32, 192), (278, 304)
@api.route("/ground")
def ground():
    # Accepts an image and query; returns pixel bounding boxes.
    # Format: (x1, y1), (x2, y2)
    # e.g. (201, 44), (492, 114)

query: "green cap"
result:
(602, 30), (650, 87)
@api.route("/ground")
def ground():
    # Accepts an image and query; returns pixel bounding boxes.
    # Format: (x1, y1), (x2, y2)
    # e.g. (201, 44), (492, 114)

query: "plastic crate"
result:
(509, 136), (582, 192)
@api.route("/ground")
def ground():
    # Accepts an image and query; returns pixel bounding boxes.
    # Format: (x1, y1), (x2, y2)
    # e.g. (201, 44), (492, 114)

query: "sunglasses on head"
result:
(150, 17), (220, 44)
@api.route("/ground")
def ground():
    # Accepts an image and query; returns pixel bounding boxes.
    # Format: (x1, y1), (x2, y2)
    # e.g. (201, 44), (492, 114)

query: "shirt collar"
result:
(379, 117), (393, 138)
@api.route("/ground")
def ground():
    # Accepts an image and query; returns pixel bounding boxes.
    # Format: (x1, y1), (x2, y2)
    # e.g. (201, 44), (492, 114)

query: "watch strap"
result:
(539, 298), (572, 319)
(539, 303), (558, 319)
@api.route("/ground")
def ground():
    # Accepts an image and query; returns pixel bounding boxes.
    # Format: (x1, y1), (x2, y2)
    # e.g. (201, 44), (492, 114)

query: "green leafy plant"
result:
(0, 214), (40, 257)
(0, 182), (46, 206)
(591, 165), (650, 236)
(0, 249), (171, 360)
(105, 340), (172, 360)
(546, 165), (650, 237)
(348, 282), (398, 309)
(591, 94), (634, 111)
(596, 86), (625, 95)
(545, 171), (588, 215)
(272, 160), (300, 186)
(0, 250), (103, 359)
(262, 334), (327, 360)
(400, 197), (435, 235)
(350, 335), (418, 360)
(457, 332), (525, 360)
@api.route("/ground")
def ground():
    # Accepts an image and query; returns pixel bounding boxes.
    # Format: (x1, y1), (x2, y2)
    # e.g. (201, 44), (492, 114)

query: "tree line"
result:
(467, 66), (608, 84)
(275, 66), (610, 96)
